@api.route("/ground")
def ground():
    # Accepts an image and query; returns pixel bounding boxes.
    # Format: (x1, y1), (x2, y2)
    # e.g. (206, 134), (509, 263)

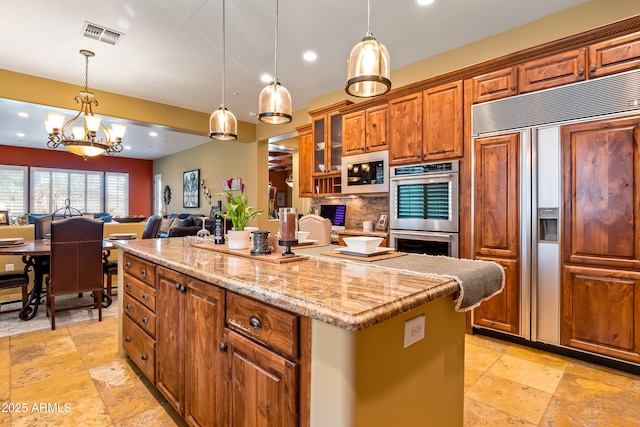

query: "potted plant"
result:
(217, 179), (263, 249)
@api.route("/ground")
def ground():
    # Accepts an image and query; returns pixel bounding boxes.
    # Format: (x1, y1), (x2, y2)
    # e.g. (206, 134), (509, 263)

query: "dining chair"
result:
(298, 214), (332, 245)
(103, 215), (164, 296)
(0, 271), (29, 316)
(47, 217), (104, 330)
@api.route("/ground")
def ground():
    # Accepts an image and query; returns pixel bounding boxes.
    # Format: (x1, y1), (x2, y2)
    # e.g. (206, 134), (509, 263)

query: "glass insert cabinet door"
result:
(312, 112), (343, 175)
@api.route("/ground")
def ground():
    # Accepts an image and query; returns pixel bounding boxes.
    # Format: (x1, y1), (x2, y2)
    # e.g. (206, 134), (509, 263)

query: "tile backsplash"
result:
(310, 197), (389, 231)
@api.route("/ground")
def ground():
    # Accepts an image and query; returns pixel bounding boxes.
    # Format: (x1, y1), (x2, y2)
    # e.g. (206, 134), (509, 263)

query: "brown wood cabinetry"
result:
(561, 265), (640, 364)
(296, 124), (313, 198)
(342, 103), (388, 156)
(303, 101), (351, 196)
(122, 254), (156, 383)
(224, 292), (300, 427)
(472, 133), (520, 335)
(155, 266), (185, 414)
(124, 261), (306, 426)
(422, 80), (463, 160)
(588, 30), (640, 78)
(471, 67), (518, 103)
(389, 92), (423, 165)
(560, 116), (640, 363)
(518, 48), (586, 93)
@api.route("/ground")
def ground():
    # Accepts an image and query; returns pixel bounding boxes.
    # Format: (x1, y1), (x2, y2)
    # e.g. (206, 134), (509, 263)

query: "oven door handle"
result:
(390, 173), (456, 182)
(390, 230), (455, 239)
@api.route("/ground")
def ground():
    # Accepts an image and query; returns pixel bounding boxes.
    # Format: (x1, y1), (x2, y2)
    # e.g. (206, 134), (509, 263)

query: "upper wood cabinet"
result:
(296, 124), (313, 198)
(422, 80), (463, 160)
(389, 92), (423, 165)
(588, 30), (640, 78)
(518, 48), (586, 93)
(342, 103), (388, 156)
(471, 67), (518, 103)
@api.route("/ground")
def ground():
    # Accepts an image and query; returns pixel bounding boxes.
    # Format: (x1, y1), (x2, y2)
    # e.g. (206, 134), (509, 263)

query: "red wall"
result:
(0, 145), (154, 216)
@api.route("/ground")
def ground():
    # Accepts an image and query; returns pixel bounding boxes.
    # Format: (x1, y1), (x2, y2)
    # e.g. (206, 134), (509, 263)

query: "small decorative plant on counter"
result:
(217, 178), (263, 231)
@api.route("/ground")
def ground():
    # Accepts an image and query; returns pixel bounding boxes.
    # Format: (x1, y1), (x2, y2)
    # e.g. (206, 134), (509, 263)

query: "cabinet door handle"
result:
(125, 335), (130, 342)
(219, 342), (228, 352)
(510, 85), (516, 91)
(249, 316), (262, 329)
(590, 65), (596, 72)
(142, 317), (148, 324)
(175, 283), (180, 290)
(141, 353), (147, 361)
(142, 293), (148, 300)
(126, 304), (131, 310)
(180, 285), (186, 293)
(577, 68), (584, 76)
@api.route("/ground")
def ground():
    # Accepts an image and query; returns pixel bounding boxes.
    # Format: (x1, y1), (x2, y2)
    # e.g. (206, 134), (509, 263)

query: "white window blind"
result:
(0, 165), (28, 218)
(105, 172), (129, 217)
(31, 168), (104, 214)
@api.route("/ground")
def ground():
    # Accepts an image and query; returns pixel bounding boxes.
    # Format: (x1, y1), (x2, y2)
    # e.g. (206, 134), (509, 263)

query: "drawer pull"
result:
(249, 316), (262, 329)
(141, 269), (147, 276)
(126, 261), (131, 268)
(141, 353), (147, 361)
(142, 316), (148, 324)
(175, 283), (180, 290)
(126, 283), (131, 289)
(125, 335), (130, 342)
(142, 293), (149, 300)
(126, 303), (131, 310)
(180, 285), (186, 293)
(219, 342), (228, 352)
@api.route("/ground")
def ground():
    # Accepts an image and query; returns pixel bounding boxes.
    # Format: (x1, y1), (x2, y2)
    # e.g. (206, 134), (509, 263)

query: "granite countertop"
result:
(115, 238), (501, 331)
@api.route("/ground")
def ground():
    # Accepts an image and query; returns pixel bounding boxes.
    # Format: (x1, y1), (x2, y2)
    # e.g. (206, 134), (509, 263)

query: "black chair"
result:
(0, 271), (29, 316)
(46, 217), (104, 330)
(103, 215), (164, 296)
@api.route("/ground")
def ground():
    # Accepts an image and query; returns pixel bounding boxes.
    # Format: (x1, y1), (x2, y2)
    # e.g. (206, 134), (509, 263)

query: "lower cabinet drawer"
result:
(124, 273), (156, 311)
(124, 293), (156, 337)
(123, 316), (156, 383)
(226, 292), (299, 358)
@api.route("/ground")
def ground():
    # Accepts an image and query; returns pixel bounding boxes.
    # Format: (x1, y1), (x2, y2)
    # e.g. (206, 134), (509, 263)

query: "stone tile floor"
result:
(0, 315), (638, 426)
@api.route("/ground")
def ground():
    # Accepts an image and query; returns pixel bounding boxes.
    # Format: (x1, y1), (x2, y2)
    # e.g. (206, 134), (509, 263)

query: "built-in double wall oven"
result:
(389, 160), (459, 257)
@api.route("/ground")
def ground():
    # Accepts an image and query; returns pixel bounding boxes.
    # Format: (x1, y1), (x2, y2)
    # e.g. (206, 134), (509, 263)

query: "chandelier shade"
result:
(44, 50), (126, 159)
(345, 0), (391, 97)
(210, 0), (238, 140)
(258, 0), (292, 124)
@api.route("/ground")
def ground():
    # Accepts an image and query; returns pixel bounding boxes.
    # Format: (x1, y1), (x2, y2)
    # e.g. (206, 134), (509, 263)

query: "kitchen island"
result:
(114, 237), (503, 427)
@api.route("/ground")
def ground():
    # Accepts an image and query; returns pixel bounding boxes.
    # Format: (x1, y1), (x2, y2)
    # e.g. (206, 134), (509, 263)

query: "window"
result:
(0, 165), (28, 218)
(106, 172), (129, 217)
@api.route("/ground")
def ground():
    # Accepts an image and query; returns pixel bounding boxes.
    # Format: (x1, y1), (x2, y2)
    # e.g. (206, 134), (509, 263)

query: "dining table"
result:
(0, 238), (115, 320)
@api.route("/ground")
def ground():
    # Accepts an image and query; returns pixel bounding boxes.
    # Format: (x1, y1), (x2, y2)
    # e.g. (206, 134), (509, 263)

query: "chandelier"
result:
(45, 49), (126, 159)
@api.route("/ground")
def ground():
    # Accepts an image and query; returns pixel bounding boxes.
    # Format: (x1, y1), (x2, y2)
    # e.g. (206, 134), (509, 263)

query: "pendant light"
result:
(345, 0), (391, 97)
(209, 0), (237, 140)
(258, 0), (292, 124)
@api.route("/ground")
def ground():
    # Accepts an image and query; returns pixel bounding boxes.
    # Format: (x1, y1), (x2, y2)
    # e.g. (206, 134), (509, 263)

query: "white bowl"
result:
(296, 231), (310, 241)
(318, 164), (325, 172)
(333, 164), (342, 170)
(317, 142), (325, 150)
(343, 236), (383, 253)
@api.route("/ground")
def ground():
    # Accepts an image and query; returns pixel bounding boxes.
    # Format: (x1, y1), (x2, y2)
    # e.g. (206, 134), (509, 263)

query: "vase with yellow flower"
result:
(217, 179), (263, 249)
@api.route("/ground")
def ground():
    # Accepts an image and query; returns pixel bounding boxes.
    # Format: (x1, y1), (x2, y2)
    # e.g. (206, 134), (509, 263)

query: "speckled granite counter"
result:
(114, 238), (462, 331)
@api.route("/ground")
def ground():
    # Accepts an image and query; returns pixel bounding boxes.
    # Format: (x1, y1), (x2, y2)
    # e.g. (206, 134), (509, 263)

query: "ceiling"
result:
(0, 0), (590, 160)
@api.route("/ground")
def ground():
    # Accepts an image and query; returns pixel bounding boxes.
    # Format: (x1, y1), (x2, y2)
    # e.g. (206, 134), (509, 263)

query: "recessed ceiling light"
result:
(16, 132), (25, 137)
(260, 73), (272, 83)
(17, 112), (29, 118)
(124, 145), (132, 150)
(149, 131), (158, 137)
(417, 0), (435, 5)
(303, 51), (317, 62)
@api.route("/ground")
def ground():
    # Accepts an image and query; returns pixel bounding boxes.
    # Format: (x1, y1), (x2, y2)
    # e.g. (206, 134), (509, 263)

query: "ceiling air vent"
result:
(82, 21), (124, 45)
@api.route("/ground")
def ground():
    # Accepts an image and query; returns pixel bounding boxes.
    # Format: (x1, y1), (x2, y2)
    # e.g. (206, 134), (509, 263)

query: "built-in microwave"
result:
(341, 150), (389, 194)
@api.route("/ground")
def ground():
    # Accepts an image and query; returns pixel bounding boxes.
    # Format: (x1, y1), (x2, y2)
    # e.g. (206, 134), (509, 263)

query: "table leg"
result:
(19, 255), (46, 321)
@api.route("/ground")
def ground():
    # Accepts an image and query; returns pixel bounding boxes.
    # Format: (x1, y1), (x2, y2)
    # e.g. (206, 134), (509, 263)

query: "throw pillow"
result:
(170, 217), (183, 230)
(158, 218), (173, 235)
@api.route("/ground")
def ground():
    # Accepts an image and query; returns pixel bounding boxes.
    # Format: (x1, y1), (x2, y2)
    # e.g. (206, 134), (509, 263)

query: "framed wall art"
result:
(0, 210), (8, 225)
(183, 169), (200, 208)
(375, 211), (388, 231)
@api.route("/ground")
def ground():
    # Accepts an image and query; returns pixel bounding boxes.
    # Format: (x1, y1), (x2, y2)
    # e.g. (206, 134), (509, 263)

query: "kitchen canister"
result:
(250, 230), (272, 255)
